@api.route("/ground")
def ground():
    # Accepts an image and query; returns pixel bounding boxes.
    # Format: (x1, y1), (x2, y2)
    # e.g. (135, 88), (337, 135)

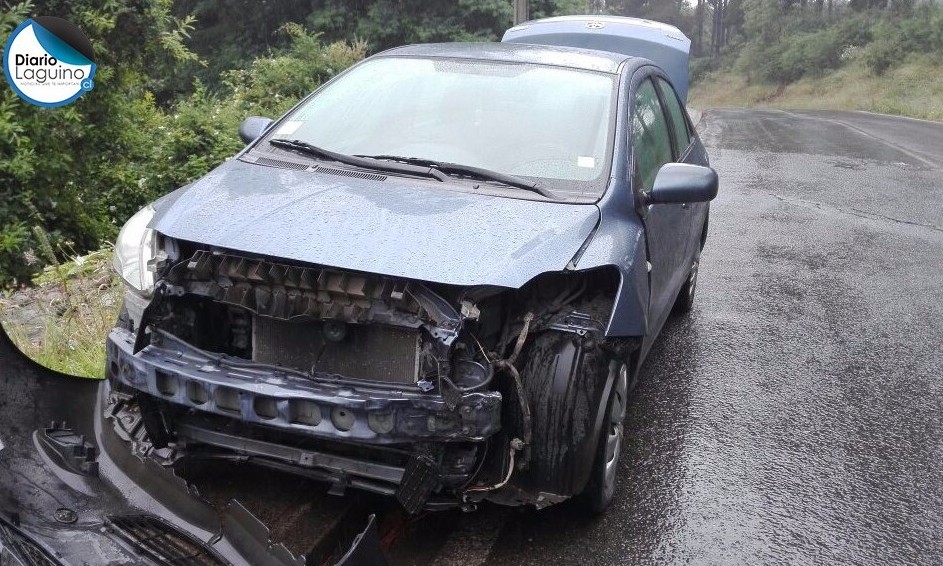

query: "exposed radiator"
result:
(252, 316), (421, 384)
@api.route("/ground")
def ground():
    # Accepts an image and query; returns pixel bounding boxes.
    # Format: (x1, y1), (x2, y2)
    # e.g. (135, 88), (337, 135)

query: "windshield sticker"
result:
(273, 120), (302, 137)
(578, 156), (596, 168)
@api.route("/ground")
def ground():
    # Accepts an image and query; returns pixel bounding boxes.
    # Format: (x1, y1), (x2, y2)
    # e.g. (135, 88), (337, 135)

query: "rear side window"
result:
(657, 77), (691, 156)
(631, 79), (673, 193)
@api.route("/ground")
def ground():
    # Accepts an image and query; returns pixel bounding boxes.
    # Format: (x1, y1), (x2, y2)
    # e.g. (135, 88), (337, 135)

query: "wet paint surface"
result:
(153, 158), (600, 288)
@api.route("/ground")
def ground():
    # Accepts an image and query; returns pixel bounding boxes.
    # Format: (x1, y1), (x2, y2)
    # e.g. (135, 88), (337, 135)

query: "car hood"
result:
(153, 159), (600, 287)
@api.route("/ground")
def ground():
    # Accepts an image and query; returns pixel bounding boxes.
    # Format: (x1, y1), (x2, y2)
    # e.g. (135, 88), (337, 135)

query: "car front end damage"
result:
(107, 236), (628, 513)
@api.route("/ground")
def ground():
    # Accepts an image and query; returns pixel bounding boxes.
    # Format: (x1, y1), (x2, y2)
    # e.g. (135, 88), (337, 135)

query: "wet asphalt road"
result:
(2, 109), (941, 565)
(418, 110), (943, 565)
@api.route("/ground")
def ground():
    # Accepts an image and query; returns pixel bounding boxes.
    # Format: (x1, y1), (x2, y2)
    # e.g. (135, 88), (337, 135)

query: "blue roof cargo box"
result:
(502, 15), (692, 103)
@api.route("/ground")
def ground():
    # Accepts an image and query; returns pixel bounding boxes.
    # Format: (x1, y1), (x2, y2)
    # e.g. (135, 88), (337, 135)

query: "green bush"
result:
(733, 3), (943, 83)
(0, 1), (364, 288)
(0, 1), (193, 285)
(690, 57), (718, 83)
(864, 4), (943, 74)
(736, 13), (875, 83)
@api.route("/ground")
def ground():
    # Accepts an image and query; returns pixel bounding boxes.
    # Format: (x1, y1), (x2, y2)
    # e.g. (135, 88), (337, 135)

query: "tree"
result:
(0, 0), (199, 284)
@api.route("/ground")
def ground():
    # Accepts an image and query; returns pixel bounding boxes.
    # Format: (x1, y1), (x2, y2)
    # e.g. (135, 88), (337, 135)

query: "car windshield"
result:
(264, 55), (617, 200)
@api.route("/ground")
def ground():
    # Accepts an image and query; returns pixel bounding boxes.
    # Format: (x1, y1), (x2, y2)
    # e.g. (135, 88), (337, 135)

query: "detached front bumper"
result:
(106, 327), (502, 445)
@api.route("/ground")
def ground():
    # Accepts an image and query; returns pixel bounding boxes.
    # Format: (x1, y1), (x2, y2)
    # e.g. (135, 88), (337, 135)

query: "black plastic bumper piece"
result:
(396, 453), (440, 514)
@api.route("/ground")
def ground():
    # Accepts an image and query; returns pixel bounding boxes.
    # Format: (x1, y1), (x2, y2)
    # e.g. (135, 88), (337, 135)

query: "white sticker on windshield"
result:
(577, 156), (596, 168)
(273, 120), (302, 137)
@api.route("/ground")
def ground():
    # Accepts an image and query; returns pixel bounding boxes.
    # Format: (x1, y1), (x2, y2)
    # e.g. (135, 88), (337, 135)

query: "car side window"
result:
(657, 77), (691, 157)
(632, 78), (673, 193)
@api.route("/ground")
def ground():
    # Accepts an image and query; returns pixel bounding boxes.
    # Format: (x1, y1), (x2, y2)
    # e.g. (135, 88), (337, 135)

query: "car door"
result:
(655, 76), (703, 265)
(631, 75), (691, 335)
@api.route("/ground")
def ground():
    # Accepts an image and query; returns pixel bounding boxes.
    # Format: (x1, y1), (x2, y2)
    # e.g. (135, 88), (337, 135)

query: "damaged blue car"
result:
(106, 16), (718, 514)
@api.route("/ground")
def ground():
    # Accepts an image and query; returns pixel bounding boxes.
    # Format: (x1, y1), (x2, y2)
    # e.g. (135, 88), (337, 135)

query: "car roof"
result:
(378, 42), (645, 75)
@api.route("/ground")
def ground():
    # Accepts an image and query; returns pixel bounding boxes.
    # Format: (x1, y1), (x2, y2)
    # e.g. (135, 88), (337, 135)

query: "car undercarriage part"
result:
(396, 452), (441, 514)
(112, 244), (629, 510)
(464, 440), (523, 495)
(35, 423), (99, 477)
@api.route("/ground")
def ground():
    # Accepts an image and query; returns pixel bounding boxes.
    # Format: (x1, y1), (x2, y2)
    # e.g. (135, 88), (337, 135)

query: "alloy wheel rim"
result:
(689, 258), (699, 296)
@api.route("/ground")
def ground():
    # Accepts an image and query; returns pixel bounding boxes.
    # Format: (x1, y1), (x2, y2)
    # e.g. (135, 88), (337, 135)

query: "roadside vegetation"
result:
(0, 230), (120, 377)
(688, 1), (943, 120)
(691, 57), (943, 120)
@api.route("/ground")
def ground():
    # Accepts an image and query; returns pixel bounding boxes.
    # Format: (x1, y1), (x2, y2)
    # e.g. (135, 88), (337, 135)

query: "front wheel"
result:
(516, 328), (615, 505)
(580, 361), (629, 513)
(675, 213), (710, 315)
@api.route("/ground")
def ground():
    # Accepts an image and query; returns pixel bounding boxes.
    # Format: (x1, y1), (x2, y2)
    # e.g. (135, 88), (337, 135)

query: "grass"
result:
(689, 57), (943, 121)
(0, 245), (120, 379)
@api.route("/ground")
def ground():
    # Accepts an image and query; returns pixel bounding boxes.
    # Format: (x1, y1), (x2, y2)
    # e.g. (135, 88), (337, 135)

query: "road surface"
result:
(416, 109), (943, 565)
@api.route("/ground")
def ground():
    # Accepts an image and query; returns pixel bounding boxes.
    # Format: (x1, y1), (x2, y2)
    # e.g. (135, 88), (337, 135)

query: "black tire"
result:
(580, 361), (629, 514)
(674, 213), (709, 315)
(672, 254), (699, 314)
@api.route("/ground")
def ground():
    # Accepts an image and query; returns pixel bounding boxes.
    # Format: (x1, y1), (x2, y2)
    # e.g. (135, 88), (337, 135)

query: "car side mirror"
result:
(648, 163), (718, 205)
(238, 116), (274, 144)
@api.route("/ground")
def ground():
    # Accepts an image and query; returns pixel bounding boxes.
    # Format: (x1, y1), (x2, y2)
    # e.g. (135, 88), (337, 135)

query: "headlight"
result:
(113, 204), (157, 296)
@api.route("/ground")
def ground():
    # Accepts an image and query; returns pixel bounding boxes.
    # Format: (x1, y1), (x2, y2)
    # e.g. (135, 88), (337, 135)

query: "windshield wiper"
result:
(359, 154), (555, 199)
(269, 139), (449, 182)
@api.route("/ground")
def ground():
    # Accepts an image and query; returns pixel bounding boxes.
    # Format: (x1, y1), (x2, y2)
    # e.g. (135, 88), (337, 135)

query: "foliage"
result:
(862, 4), (943, 74)
(175, 0), (588, 81)
(0, 0), (196, 286)
(690, 56), (721, 83)
(0, 1), (364, 288)
(305, 0), (595, 55)
(707, 0), (943, 85)
(735, 12), (875, 82)
(309, 0), (513, 52)
(690, 57), (943, 121)
(221, 25), (366, 116)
